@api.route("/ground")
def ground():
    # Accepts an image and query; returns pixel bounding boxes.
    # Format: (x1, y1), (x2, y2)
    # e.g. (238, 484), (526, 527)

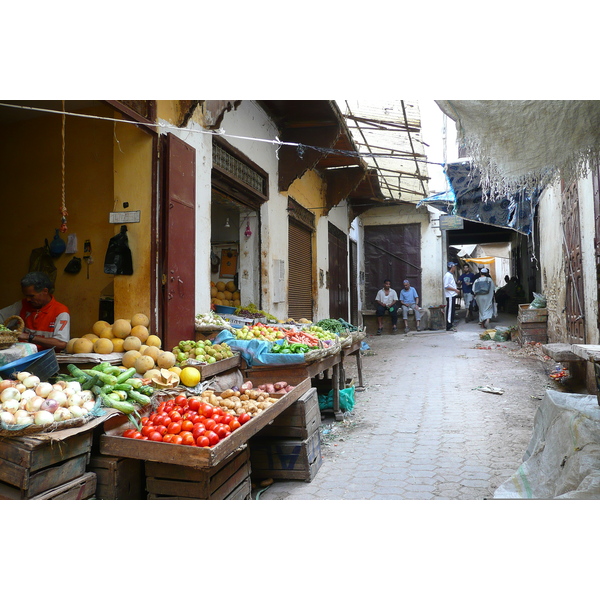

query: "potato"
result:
(221, 389), (234, 399)
(274, 382), (288, 390)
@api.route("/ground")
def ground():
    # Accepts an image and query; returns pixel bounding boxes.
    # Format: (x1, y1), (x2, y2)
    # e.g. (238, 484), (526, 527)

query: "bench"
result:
(361, 308), (430, 335)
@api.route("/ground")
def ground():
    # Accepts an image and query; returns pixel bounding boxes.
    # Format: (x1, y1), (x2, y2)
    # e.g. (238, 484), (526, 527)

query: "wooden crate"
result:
(256, 387), (321, 439)
(518, 304), (548, 323)
(88, 455), (145, 500)
(0, 430), (93, 499)
(99, 377), (311, 469)
(249, 429), (322, 482)
(31, 472), (97, 500)
(145, 445), (251, 500)
(517, 320), (548, 344)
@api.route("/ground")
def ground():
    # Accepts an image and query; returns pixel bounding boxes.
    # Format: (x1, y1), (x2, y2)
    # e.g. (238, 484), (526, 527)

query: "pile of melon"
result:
(65, 313), (180, 382)
(211, 281), (241, 308)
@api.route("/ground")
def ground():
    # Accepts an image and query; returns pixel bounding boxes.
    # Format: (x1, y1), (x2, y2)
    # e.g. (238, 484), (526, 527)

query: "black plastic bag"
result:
(104, 225), (133, 275)
(64, 256), (82, 274)
(29, 240), (57, 284)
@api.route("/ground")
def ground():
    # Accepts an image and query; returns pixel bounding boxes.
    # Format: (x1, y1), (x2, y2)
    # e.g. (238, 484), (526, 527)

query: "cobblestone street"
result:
(258, 312), (553, 500)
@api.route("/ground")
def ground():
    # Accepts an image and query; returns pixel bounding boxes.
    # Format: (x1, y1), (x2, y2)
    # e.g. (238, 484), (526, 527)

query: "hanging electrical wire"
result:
(59, 100), (68, 233)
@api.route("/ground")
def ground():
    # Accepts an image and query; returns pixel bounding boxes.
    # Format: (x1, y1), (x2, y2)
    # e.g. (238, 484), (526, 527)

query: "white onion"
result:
(53, 381), (68, 391)
(67, 393), (85, 408)
(22, 375), (40, 389)
(2, 398), (20, 414)
(16, 371), (31, 382)
(14, 409), (30, 420)
(0, 380), (15, 392)
(15, 383), (26, 394)
(79, 390), (94, 403)
(0, 411), (16, 425)
(47, 390), (68, 406)
(0, 387), (21, 403)
(25, 396), (45, 413)
(68, 405), (85, 418)
(15, 413), (34, 426)
(82, 400), (96, 412)
(40, 398), (59, 413)
(20, 389), (37, 402)
(66, 381), (82, 393)
(53, 407), (72, 422)
(63, 386), (75, 398)
(34, 410), (55, 426)
(35, 382), (54, 398)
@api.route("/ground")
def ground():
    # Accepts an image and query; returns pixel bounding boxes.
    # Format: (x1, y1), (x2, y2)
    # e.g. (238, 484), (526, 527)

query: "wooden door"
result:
(328, 224), (349, 320)
(364, 224), (421, 307)
(349, 239), (358, 326)
(561, 178), (585, 343)
(162, 133), (196, 351)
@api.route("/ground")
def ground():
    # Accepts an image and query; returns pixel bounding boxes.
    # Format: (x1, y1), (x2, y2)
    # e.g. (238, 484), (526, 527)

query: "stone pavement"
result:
(256, 311), (553, 500)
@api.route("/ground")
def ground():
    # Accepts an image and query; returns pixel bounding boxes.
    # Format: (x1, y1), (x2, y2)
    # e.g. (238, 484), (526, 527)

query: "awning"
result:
(445, 160), (540, 235)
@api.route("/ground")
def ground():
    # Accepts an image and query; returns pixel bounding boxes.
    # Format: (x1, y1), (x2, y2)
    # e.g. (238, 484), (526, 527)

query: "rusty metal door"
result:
(288, 220), (313, 321)
(328, 223), (349, 320)
(162, 133), (196, 350)
(561, 178), (586, 343)
(364, 224), (421, 308)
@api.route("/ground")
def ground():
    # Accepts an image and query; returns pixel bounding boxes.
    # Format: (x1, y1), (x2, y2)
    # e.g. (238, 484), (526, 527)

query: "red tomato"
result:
(192, 423), (206, 435)
(188, 398), (201, 412)
(175, 394), (188, 407)
(159, 415), (172, 427)
(229, 420), (241, 432)
(162, 433), (174, 443)
(148, 431), (164, 442)
(141, 417), (150, 426)
(182, 436), (196, 446)
(181, 431), (194, 444)
(156, 402), (167, 414)
(238, 413), (251, 425)
(154, 425), (168, 436)
(215, 426), (228, 439)
(167, 421), (182, 435)
(168, 410), (182, 422)
(182, 411), (195, 421)
(181, 420), (194, 432)
(132, 432), (144, 439)
(201, 404), (215, 418)
(212, 414), (223, 424)
(164, 400), (175, 412)
(169, 435), (183, 445)
(190, 414), (204, 424)
(122, 429), (138, 438)
(141, 425), (156, 437)
(204, 418), (217, 431)
(220, 414), (232, 425)
(197, 435), (210, 447)
(205, 430), (219, 446)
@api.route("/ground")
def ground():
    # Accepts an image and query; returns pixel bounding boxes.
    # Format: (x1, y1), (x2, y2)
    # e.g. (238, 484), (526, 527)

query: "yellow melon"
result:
(83, 333), (99, 342)
(99, 326), (114, 339)
(216, 291), (226, 300)
(216, 281), (226, 292)
(73, 338), (94, 354)
(143, 345), (161, 361)
(131, 325), (149, 343)
(225, 281), (236, 292)
(223, 290), (233, 300)
(112, 319), (132, 339)
(122, 350), (141, 369)
(111, 338), (125, 352)
(144, 368), (161, 381)
(232, 291), (240, 300)
(123, 336), (142, 351)
(92, 320), (111, 337)
(131, 313), (150, 328)
(146, 334), (161, 348)
(157, 351), (177, 369)
(66, 338), (79, 354)
(94, 338), (114, 354)
(232, 299), (241, 307)
(210, 287), (218, 298)
(134, 355), (155, 374)
(168, 366), (182, 376)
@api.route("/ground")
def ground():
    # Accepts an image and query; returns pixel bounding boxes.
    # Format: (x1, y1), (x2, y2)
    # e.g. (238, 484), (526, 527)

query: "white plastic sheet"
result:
(494, 389), (600, 499)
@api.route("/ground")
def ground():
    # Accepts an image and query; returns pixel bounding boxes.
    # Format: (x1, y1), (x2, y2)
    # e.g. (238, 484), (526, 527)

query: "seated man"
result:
(375, 279), (399, 334)
(0, 271), (70, 352)
(399, 279), (422, 333)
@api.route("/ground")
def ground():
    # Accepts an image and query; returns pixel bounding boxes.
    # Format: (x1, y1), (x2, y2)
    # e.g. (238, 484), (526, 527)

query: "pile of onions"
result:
(0, 371), (96, 428)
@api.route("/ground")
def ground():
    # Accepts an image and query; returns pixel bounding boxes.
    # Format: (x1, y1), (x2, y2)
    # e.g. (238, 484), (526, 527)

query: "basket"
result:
(0, 315), (24, 350)
(0, 348), (59, 380)
(0, 411), (99, 438)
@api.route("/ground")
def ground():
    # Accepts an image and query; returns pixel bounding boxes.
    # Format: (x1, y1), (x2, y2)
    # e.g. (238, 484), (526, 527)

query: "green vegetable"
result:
(127, 389), (151, 405)
(67, 364), (92, 380)
(102, 395), (137, 414)
(83, 369), (117, 386)
(115, 368), (137, 384)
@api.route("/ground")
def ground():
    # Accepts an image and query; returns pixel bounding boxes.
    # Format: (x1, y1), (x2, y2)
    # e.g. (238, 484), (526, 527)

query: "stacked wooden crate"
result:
(0, 429), (95, 500)
(249, 387), (323, 483)
(88, 455), (145, 500)
(517, 303), (548, 345)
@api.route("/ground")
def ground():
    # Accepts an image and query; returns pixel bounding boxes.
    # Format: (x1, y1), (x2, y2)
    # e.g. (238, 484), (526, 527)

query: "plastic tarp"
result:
(212, 330), (306, 368)
(494, 390), (600, 499)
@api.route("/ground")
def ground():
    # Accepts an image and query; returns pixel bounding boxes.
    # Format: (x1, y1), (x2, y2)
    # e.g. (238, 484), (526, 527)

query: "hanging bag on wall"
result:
(29, 240), (57, 284)
(64, 256), (82, 274)
(104, 225), (133, 275)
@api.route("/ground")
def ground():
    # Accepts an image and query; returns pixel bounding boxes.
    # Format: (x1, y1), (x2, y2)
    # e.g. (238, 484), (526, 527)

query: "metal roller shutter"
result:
(288, 221), (313, 320)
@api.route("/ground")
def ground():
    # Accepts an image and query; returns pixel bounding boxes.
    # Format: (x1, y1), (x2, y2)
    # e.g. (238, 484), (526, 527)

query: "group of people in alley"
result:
(375, 261), (500, 334)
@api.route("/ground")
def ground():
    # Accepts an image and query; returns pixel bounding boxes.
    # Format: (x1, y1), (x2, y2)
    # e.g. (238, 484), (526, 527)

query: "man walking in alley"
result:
(458, 263), (477, 322)
(444, 262), (459, 331)
(399, 279), (422, 333)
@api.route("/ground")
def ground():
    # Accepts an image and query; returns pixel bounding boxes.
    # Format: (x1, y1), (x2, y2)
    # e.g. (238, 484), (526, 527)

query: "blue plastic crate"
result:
(0, 348), (59, 380)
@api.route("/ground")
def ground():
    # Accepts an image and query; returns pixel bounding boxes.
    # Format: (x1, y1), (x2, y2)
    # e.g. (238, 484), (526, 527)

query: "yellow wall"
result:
(0, 103), (154, 339)
(287, 169), (327, 220)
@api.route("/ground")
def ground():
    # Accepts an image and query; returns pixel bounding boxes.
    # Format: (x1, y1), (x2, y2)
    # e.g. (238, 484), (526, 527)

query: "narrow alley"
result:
(257, 312), (554, 500)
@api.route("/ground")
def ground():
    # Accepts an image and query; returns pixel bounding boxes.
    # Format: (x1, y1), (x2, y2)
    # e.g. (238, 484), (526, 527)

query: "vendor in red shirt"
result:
(0, 271), (70, 352)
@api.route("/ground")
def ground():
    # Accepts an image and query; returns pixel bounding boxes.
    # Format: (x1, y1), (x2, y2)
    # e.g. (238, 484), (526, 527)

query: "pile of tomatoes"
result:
(121, 394), (251, 447)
